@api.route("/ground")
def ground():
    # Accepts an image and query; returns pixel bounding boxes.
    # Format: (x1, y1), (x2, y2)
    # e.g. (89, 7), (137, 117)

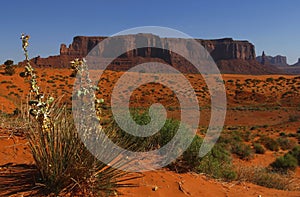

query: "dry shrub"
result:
(235, 165), (299, 191)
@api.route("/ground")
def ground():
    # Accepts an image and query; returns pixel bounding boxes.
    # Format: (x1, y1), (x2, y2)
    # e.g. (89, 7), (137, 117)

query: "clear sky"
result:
(1, 0), (299, 64)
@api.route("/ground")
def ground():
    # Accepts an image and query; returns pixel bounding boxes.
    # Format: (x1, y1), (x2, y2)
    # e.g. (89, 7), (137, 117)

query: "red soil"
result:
(0, 67), (299, 196)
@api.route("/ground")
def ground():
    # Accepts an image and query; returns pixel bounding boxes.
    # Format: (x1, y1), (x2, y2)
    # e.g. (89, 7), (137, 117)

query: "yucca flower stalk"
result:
(20, 33), (54, 133)
(70, 58), (104, 119)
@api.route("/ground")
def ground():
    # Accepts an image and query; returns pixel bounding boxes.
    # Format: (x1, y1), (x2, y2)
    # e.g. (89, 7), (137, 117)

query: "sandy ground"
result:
(0, 67), (299, 196)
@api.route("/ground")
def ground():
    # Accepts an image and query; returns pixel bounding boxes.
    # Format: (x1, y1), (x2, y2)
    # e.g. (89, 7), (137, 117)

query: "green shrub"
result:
(242, 131), (252, 142)
(183, 142), (236, 180)
(289, 145), (300, 164)
(266, 77), (274, 83)
(277, 137), (296, 150)
(279, 132), (286, 137)
(270, 154), (298, 173)
(260, 136), (279, 151)
(231, 142), (253, 160)
(253, 143), (265, 154)
(110, 110), (188, 152)
(182, 135), (203, 168)
(3, 60), (16, 76)
(169, 136), (236, 181)
(218, 131), (242, 144)
(288, 115), (299, 122)
(287, 133), (297, 137)
(196, 144), (237, 181)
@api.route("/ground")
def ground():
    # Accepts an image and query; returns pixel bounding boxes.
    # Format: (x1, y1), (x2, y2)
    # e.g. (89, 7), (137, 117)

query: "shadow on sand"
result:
(0, 163), (45, 196)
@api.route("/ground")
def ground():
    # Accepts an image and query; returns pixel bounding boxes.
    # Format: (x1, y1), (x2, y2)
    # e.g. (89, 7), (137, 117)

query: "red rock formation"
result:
(59, 36), (256, 61)
(24, 34), (284, 74)
(256, 51), (288, 67)
(60, 36), (107, 56)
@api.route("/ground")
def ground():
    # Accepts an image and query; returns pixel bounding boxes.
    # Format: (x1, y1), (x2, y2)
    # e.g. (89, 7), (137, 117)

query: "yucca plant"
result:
(20, 34), (140, 196)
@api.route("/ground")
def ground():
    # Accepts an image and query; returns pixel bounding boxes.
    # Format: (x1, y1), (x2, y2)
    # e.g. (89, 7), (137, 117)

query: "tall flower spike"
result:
(21, 33), (30, 52)
(20, 33), (52, 133)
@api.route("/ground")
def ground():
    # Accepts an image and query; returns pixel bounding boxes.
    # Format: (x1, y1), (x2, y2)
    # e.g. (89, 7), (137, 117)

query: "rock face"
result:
(28, 34), (284, 74)
(256, 51), (288, 67)
(59, 35), (256, 61)
(60, 36), (107, 57)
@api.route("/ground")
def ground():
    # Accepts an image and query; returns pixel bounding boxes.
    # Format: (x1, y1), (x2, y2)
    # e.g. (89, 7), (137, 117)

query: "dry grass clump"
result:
(235, 165), (299, 191)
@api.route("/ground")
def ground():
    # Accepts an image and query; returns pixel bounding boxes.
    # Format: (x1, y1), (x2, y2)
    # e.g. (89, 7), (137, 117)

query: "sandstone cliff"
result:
(256, 52), (288, 67)
(59, 35), (256, 61)
(28, 34), (284, 74)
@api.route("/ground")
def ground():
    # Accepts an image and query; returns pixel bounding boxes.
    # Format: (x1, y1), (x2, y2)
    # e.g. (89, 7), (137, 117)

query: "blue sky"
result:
(1, 0), (299, 64)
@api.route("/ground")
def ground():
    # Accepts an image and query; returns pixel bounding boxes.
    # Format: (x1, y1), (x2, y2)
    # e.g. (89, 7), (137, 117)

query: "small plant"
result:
(253, 143), (265, 154)
(181, 135), (203, 168)
(277, 137), (296, 150)
(173, 137), (237, 181)
(196, 143), (237, 181)
(3, 59), (16, 75)
(236, 166), (297, 190)
(266, 77), (274, 83)
(279, 132), (286, 136)
(110, 110), (189, 153)
(270, 154), (298, 173)
(289, 145), (300, 164)
(260, 136), (279, 151)
(231, 142), (253, 160)
(288, 114), (299, 122)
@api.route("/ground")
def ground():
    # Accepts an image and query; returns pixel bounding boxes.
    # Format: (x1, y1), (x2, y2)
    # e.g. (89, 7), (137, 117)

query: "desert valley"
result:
(0, 34), (299, 196)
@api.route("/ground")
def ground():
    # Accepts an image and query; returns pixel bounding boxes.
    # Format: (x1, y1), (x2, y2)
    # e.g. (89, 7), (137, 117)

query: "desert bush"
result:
(110, 110), (191, 156)
(287, 133), (297, 137)
(242, 130), (252, 142)
(3, 59), (16, 75)
(277, 137), (296, 150)
(231, 142), (253, 160)
(218, 131), (242, 145)
(279, 132), (286, 136)
(47, 79), (55, 83)
(236, 166), (297, 190)
(197, 144), (237, 181)
(218, 131), (254, 160)
(266, 77), (274, 83)
(167, 134), (237, 181)
(260, 136), (279, 151)
(289, 145), (300, 164)
(270, 154), (298, 173)
(288, 114), (299, 122)
(253, 143), (265, 154)
(181, 135), (203, 168)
